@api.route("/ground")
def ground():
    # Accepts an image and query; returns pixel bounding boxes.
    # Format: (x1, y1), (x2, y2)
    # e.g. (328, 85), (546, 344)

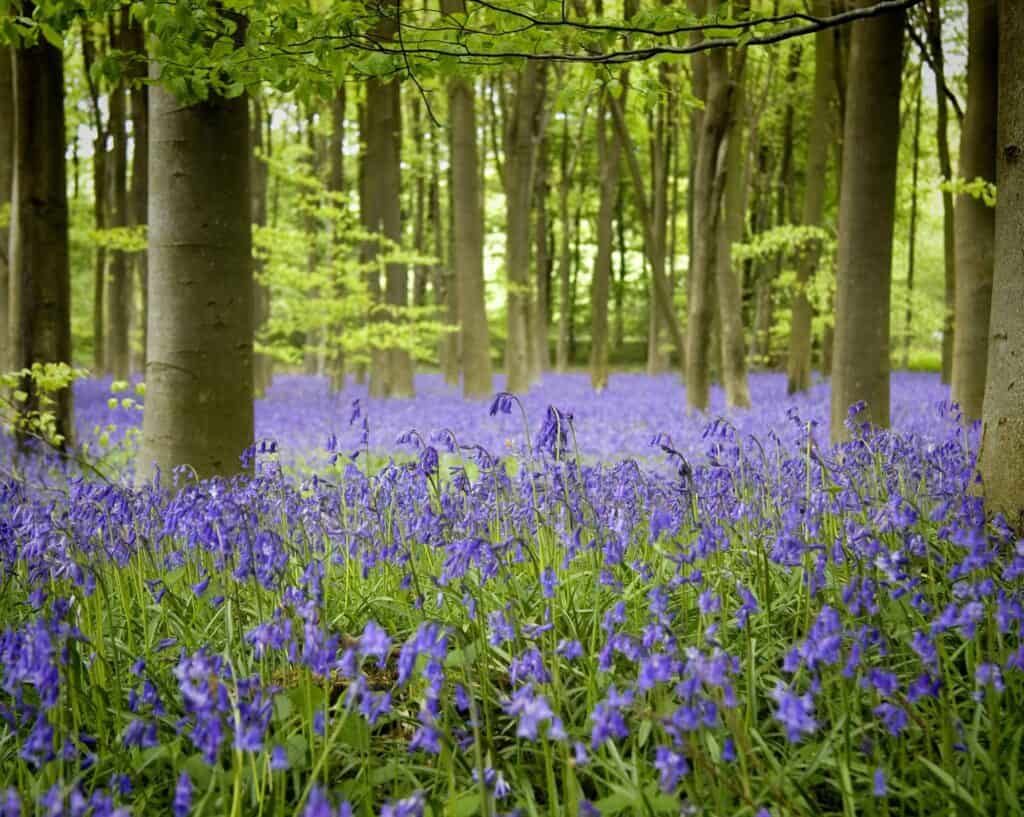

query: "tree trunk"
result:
(715, 71), (751, 409)
(105, 14), (131, 380)
(447, 68), (492, 397)
(0, 47), (12, 373)
(126, 15), (148, 375)
(82, 28), (107, 374)
(432, 127), (459, 387)
(326, 85), (346, 392)
(9, 26), (73, 445)
(533, 133), (552, 376)
(590, 94), (622, 392)
(829, 2), (904, 440)
(685, 46), (742, 412)
(978, 0), (1024, 528)
(503, 62), (546, 394)
(138, 73), (253, 483)
(555, 112), (580, 373)
(951, 0), (998, 422)
(903, 67), (923, 368)
(251, 93), (272, 398)
(788, 0), (834, 394)
(614, 186), (626, 354)
(925, 0), (956, 384)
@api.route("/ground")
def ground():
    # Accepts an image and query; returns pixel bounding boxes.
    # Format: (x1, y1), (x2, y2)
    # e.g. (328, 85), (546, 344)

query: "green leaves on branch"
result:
(940, 176), (997, 207)
(0, 363), (82, 449)
(88, 225), (147, 253)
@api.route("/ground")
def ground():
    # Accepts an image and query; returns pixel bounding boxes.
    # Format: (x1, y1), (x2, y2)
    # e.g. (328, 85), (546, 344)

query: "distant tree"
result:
(0, 46), (12, 373)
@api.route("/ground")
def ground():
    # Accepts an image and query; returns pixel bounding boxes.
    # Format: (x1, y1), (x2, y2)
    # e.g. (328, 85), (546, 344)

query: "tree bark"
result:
(138, 73), (253, 482)
(903, 67), (923, 368)
(788, 0), (834, 394)
(951, 0), (998, 422)
(105, 13), (131, 380)
(0, 47), (12, 373)
(326, 85), (347, 392)
(829, 1), (904, 440)
(9, 26), (73, 444)
(533, 132), (552, 376)
(715, 70), (751, 409)
(251, 92), (272, 398)
(81, 27), (107, 374)
(503, 62), (547, 394)
(979, 0), (1024, 529)
(126, 14), (148, 375)
(590, 93), (622, 392)
(685, 45), (742, 412)
(925, 0), (956, 384)
(447, 67), (492, 397)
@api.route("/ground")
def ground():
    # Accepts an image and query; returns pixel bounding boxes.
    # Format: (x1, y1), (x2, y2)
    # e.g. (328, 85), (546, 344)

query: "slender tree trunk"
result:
(302, 110), (325, 377)
(830, 2), (904, 440)
(0, 47), (12, 373)
(716, 70), (751, 409)
(979, 0), (1024, 528)
(82, 28), (107, 374)
(569, 198), (582, 363)
(412, 98), (429, 309)
(590, 93), (622, 392)
(555, 111), (580, 372)
(926, 0), (956, 384)
(951, 0), (998, 422)
(105, 14), (131, 380)
(614, 186), (626, 354)
(432, 126), (459, 387)
(126, 15), (148, 375)
(903, 67), (923, 369)
(788, 0), (834, 394)
(326, 85), (346, 392)
(446, 61), (492, 397)
(138, 69), (253, 482)
(9, 24), (73, 445)
(533, 133), (552, 375)
(685, 46), (743, 412)
(251, 93), (272, 398)
(503, 63), (547, 394)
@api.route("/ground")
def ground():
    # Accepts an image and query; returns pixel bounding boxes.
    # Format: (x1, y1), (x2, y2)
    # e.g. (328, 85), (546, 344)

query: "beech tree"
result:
(951, 0), (998, 422)
(1, 46), (12, 373)
(979, 0), (1023, 529)
(830, 1), (904, 440)
(137, 29), (253, 482)
(8, 19), (73, 444)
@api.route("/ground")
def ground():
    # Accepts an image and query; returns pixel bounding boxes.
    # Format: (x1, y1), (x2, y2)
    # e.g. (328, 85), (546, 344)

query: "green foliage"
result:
(255, 143), (453, 368)
(940, 175), (997, 207)
(0, 363), (81, 449)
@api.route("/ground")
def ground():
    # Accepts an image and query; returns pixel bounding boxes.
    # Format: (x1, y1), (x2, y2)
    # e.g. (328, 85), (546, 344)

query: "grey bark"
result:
(503, 62), (547, 394)
(788, 0), (834, 394)
(446, 66), (492, 397)
(590, 93), (622, 392)
(81, 28), (107, 374)
(327, 85), (347, 392)
(126, 15), (148, 375)
(951, 0), (998, 422)
(9, 26), (73, 445)
(925, 0), (956, 384)
(978, 0), (1024, 529)
(715, 70), (751, 409)
(138, 72), (253, 482)
(105, 13), (131, 380)
(251, 93), (272, 398)
(533, 132), (552, 376)
(830, 1), (904, 440)
(903, 68), (923, 368)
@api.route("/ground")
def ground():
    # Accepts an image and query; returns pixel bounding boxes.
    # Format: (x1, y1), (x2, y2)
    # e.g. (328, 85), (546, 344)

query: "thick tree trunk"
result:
(251, 93), (272, 398)
(105, 15), (131, 380)
(126, 15), (149, 375)
(447, 69), (492, 397)
(138, 76), (253, 483)
(788, 0), (834, 394)
(925, 0), (956, 384)
(9, 30), (73, 445)
(0, 47), (12, 373)
(590, 94), (622, 392)
(504, 63), (546, 394)
(979, 0), (1024, 528)
(715, 73), (750, 409)
(829, 2), (904, 440)
(951, 0), (998, 422)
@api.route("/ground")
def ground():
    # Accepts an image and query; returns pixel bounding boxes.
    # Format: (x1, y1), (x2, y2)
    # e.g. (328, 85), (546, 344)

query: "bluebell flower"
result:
(654, 745), (690, 792)
(173, 772), (192, 817)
